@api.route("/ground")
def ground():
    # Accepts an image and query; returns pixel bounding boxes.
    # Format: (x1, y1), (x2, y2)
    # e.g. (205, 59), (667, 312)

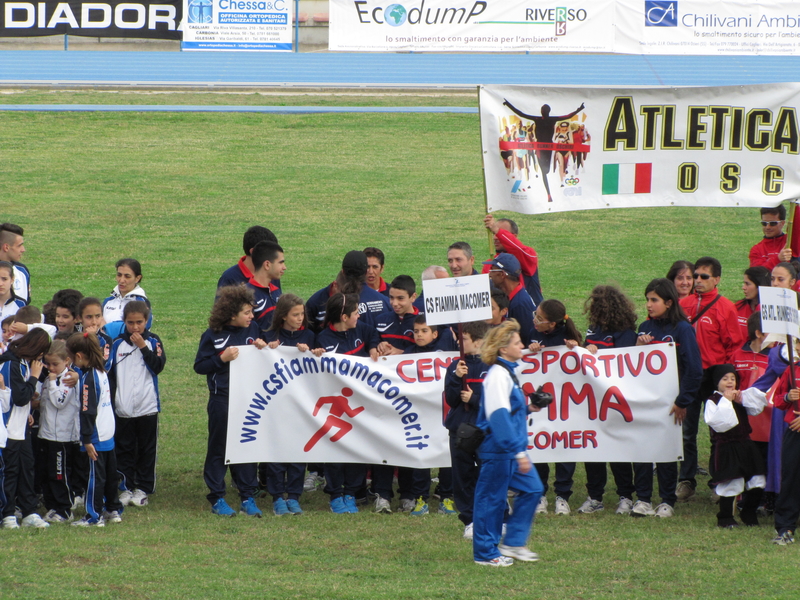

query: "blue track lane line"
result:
(0, 105), (478, 113)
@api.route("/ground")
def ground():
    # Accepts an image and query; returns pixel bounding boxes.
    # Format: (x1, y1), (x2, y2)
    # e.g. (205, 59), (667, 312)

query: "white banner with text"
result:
(227, 344), (682, 465)
(480, 83), (800, 215)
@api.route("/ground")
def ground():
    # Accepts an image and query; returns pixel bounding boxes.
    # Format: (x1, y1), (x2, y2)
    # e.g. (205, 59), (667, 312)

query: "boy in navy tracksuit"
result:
(374, 275), (420, 356)
(444, 320), (490, 537)
(195, 285), (267, 518)
(108, 301), (166, 508)
(245, 241), (285, 333)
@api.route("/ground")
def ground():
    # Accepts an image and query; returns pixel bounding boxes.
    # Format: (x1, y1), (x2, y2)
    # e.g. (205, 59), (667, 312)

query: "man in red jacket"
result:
(482, 214), (542, 306)
(677, 256), (745, 501)
(749, 205), (792, 270)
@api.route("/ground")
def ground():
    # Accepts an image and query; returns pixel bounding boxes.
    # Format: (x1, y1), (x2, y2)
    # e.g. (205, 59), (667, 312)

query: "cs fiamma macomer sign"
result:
(1, 1), (182, 38)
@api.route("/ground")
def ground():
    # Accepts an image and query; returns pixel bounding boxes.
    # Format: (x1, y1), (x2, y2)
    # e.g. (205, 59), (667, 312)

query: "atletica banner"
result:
(226, 344), (682, 465)
(480, 83), (800, 215)
(0, 0), (182, 38)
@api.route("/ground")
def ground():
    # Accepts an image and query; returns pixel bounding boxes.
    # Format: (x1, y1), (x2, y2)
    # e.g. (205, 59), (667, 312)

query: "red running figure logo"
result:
(303, 387), (365, 452)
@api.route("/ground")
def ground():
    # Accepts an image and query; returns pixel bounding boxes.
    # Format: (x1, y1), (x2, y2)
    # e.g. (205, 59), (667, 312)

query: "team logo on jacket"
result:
(214, 336), (231, 349)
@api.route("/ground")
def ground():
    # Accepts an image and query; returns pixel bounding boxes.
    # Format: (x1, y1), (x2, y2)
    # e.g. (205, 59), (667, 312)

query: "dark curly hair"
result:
(209, 285), (256, 332)
(584, 285), (638, 333)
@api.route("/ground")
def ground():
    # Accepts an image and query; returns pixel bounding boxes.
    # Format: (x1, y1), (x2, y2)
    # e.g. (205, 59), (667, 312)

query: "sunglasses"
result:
(761, 220), (783, 227)
(693, 273), (712, 280)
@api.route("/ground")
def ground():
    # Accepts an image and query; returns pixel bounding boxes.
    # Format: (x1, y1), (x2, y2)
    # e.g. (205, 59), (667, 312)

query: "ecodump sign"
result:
(328, 0), (615, 52)
(0, 0), (182, 38)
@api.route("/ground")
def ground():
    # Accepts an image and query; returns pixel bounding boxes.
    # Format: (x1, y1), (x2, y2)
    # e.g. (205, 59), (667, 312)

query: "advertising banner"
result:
(328, 0), (615, 53)
(616, 0), (800, 56)
(227, 344), (682, 466)
(480, 83), (800, 215)
(0, 0), (182, 38)
(181, 0), (291, 50)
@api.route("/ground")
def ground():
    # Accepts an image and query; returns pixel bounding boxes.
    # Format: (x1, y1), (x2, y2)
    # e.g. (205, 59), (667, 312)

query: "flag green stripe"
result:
(602, 163), (620, 195)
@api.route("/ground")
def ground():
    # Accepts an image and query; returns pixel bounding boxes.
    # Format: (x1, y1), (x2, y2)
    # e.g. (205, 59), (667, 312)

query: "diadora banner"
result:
(329, 0), (800, 55)
(329, 0), (614, 52)
(0, 0), (182, 38)
(480, 83), (800, 215)
(226, 344), (681, 466)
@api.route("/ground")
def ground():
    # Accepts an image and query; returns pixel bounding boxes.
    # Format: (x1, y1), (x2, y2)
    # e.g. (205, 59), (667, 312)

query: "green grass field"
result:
(1, 91), (794, 600)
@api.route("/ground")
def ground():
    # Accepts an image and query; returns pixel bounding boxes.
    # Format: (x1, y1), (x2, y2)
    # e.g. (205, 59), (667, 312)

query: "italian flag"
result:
(602, 163), (652, 195)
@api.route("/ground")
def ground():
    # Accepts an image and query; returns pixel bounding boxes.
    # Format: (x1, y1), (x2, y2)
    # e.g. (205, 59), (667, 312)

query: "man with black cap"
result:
(484, 253), (536, 346)
(306, 250), (391, 333)
(482, 214), (543, 306)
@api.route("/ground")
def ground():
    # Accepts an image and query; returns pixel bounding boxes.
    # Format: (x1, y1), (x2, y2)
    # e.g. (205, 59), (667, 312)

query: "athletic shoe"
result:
(343, 495), (359, 513)
(272, 498), (290, 516)
(498, 544), (540, 562)
(438, 498), (457, 515)
(631, 500), (655, 517)
(463, 523), (473, 540)
(102, 510), (123, 524)
(286, 499), (304, 515)
(330, 497), (348, 514)
(239, 497), (263, 518)
(130, 489), (149, 506)
(577, 498), (604, 514)
(536, 496), (548, 515)
(72, 515), (105, 527)
(615, 498), (634, 515)
(374, 497), (392, 514)
(303, 472), (324, 492)
(676, 480), (695, 502)
(14, 508), (22, 520)
(475, 556), (514, 567)
(211, 498), (237, 517)
(21, 513), (49, 528)
(654, 503), (675, 518)
(697, 466), (710, 477)
(44, 509), (73, 523)
(118, 490), (133, 506)
(772, 530), (795, 545)
(410, 497), (429, 516)
(400, 498), (416, 513)
(2, 516), (18, 529)
(554, 496), (570, 515)
(71, 495), (84, 511)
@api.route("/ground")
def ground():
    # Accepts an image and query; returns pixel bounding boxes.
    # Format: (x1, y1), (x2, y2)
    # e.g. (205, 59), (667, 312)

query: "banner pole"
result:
(785, 200), (797, 251)
(476, 85), (494, 257)
(788, 334), (797, 390)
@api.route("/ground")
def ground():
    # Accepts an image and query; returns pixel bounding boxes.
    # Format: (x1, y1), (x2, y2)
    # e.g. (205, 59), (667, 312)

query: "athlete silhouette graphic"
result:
(303, 387), (365, 452)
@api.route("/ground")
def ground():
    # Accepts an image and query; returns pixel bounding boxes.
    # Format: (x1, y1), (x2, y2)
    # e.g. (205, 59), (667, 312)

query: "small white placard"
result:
(422, 274), (492, 327)
(758, 286), (800, 339)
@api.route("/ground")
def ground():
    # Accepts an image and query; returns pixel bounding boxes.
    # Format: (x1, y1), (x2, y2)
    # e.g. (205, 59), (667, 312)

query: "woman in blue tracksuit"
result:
(633, 278), (702, 518)
(473, 319), (544, 567)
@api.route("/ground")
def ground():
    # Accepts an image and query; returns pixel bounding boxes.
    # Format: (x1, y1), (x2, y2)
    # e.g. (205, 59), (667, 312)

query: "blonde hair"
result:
(480, 319), (521, 366)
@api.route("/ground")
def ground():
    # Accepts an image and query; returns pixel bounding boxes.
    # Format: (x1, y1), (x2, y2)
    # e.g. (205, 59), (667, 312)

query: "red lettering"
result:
(581, 353), (599, 377)
(560, 351), (581, 374)
(417, 358), (434, 383)
(569, 430), (581, 448)
(433, 356), (455, 380)
(599, 386), (633, 422)
(541, 350), (559, 374)
(520, 353), (540, 374)
(583, 430), (597, 448)
(623, 352), (644, 376)
(542, 382), (557, 421)
(645, 349), (667, 375)
(534, 431), (550, 449)
(396, 360), (415, 383)
(561, 382), (597, 421)
(551, 430), (569, 448)
(597, 354), (614, 377)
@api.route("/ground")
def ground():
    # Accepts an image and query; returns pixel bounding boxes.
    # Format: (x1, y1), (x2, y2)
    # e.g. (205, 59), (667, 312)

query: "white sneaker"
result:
(71, 495), (84, 511)
(400, 498), (415, 513)
(536, 496), (548, 515)
(463, 523), (473, 540)
(374, 497), (392, 514)
(2, 516), (19, 529)
(72, 515), (105, 527)
(103, 510), (123, 523)
(498, 544), (540, 562)
(303, 472), (324, 492)
(44, 509), (72, 523)
(615, 498), (634, 515)
(119, 490), (133, 506)
(475, 556), (514, 567)
(631, 500), (655, 517)
(655, 503), (675, 518)
(130, 489), (149, 506)
(577, 497), (604, 514)
(21, 513), (49, 528)
(554, 496), (570, 515)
